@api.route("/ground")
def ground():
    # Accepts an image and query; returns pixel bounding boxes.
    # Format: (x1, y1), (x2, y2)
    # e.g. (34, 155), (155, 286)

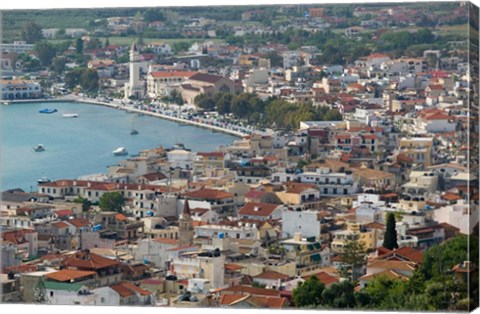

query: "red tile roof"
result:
(52, 221), (69, 229)
(45, 269), (96, 282)
(221, 285), (281, 297)
(302, 271), (339, 286)
(55, 210), (73, 217)
(185, 188), (233, 200)
(254, 270), (289, 280)
(284, 181), (319, 194)
(150, 71), (197, 78)
(219, 294), (248, 305)
(122, 282), (153, 296)
(63, 251), (120, 270)
(225, 263), (244, 271)
(68, 218), (90, 228)
(152, 238), (180, 245)
(110, 283), (135, 298)
(239, 202), (281, 217)
(248, 296), (288, 308)
(197, 152), (226, 158)
(115, 213), (127, 221)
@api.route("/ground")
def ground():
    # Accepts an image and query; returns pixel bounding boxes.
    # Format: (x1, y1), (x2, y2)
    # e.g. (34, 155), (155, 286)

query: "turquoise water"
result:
(0, 102), (236, 191)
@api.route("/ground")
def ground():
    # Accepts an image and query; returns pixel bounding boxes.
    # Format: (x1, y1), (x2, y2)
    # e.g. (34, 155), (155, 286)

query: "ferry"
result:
(112, 147), (128, 156)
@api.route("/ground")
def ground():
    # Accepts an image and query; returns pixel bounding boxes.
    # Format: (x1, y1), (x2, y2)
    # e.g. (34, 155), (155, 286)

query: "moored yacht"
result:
(33, 144), (45, 152)
(112, 147), (128, 156)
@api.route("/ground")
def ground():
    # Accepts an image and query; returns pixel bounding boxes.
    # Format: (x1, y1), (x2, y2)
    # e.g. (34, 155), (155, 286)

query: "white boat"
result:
(112, 147), (128, 156)
(63, 113), (79, 118)
(33, 144), (45, 152)
(37, 177), (51, 184)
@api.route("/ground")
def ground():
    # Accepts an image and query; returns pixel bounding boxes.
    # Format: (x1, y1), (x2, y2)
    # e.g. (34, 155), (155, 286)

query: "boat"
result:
(63, 113), (79, 118)
(33, 144), (45, 152)
(37, 177), (51, 184)
(130, 121), (139, 135)
(112, 147), (128, 156)
(39, 108), (57, 114)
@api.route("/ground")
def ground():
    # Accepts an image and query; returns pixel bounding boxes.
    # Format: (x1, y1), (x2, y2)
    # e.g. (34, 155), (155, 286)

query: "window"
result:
(101, 297), (105, 303)
(50, 291), (54, 297)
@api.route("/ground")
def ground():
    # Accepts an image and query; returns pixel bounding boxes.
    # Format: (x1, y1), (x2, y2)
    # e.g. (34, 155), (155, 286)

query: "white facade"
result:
(145, 42), (172, 55)
(433, 200), (478, 234)
(45, 284), (95, 305)
(299, 168), (358, 197)
(172, 252), (225, 289)
(91, 287), (121, 306)
(167, 150), (194, 170)
(281, 209), (322, 239)
(1, 79), (42, 100)
(0, 41), (34, 53)
(134, 238), (178, 270)
(194, 224), (258, 240)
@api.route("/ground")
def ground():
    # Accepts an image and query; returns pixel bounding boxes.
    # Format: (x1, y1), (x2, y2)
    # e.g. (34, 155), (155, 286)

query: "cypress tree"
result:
(383, 212), (399, 250)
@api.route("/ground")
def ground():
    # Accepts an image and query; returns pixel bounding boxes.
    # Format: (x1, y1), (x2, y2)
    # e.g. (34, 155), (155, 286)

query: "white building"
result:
(401, 171), (438, 197)
(432, 200), (478, 235)
(299, 167), (358, 197)
(167, 149), (194, 170)
(145, 42), (172, 56)
(44, 282), (95, 305)
(0, 41), (34, 53)
(172, 250), (225, 289)
(281, 208), (322, 239)
(194, 223), (258, 240)
(283, 51), (299, 69)
(1, 79), (42, 100)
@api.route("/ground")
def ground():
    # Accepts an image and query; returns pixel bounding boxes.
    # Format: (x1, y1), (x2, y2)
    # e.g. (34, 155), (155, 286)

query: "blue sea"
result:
(0, 102), (236, 191)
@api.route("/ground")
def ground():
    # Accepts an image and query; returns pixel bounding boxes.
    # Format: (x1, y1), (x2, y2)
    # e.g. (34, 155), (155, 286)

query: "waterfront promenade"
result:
(3, 95), (262, 138)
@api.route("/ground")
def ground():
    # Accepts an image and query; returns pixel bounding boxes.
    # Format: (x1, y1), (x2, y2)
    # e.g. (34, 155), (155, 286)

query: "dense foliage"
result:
(98, 192), (125, 213)
(194, 93), (342, 130)
(293, 235), (479, 311)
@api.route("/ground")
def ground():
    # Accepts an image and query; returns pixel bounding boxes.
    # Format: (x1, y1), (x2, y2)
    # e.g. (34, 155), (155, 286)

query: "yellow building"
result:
(399, 137), (433, 167)
(193, 152), (228, 176)
(331, 222), (383, 253)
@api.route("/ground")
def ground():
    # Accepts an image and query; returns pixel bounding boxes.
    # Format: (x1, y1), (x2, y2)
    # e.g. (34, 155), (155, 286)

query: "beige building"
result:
(399, 137), (433, 167)
(180, 73), (235, 104)
(146, 71), (197, 99)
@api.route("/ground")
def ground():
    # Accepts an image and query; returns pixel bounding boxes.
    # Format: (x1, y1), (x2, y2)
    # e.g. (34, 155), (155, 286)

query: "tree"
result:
(340, 234), (366, 281)
(321, 280), (356, 308)
(144, 8), (165, 23)
(99, 192), (125, 212)
(383, 212), (399, 250)
(65, 69), (82, 90)
(21, 21), (43, 44)
(194, 94), (216, 111)
(292, 275), (325, 307)
(80, 68), (99, 92)
(74, 196), (92, 212)
(34, 41), (57, 67)
(51, 57), (67, 75)
(34, 278), (49, 304)
(322, 109), (342, 121)
(76, 37), (84, 54)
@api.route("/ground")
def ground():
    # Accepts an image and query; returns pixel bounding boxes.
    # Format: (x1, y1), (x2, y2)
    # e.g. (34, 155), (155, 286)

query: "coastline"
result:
(2, 96), (251, 138)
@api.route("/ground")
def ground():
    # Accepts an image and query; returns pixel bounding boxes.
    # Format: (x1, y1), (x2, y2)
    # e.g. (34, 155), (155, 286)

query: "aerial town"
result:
(0, 2), (479, 312)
